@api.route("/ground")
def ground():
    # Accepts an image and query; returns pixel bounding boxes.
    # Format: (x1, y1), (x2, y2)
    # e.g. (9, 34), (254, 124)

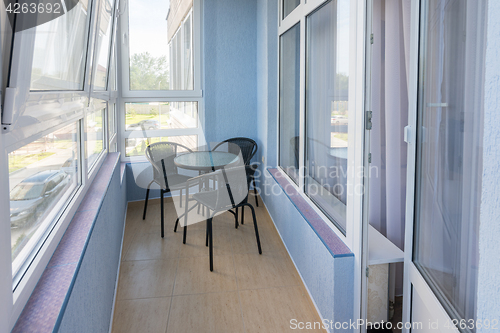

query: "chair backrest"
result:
(212, 137), (257, 165)
(211, 165), (255, 211)
(145, 142), (193, 189)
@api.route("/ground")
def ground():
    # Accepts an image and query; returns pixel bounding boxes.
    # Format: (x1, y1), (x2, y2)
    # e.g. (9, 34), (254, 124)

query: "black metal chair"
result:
(185, 165), (262, 271)
(143, 142), (194, 237)
(212, 137), (259, 207)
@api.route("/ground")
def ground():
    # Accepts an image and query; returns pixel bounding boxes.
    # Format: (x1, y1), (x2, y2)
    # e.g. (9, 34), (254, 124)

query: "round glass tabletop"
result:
(174, 151), (240, 171)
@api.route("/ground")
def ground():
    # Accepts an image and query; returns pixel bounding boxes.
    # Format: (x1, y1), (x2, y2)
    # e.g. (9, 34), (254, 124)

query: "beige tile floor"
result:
(112, 197), (325, 333)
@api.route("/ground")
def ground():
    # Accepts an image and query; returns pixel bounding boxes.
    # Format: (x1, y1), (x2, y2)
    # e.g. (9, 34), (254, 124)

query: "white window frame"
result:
(277, 0), (365, 251)
(119, 0), (203, 99)
(117, 0), (205, 163)
(0, 0), (120, 328)
(277, 1), (367, 331)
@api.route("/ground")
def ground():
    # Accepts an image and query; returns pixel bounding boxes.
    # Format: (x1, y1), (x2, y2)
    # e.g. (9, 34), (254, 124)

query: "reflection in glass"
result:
(283, 0), (300, 19)
(86, 109), (105, 170)
(305, 0), (349, 231)
(94, 0), (115, 90)
(279, 23), (300, 184)
(109, 104), (117, 138)
(125, 102), (198, 131)
(125, 135), (198, 157)
(414, 0), (486, 325)
(31, 1), (89, 90)
(128, 0), (193, 90)
(10, 123), (80, 277)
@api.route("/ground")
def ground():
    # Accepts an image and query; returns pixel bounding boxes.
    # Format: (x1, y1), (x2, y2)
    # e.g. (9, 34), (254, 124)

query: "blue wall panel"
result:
(57, 160), (127, 333)
(477, 1), (500, 331)
(262, 171), (354, 331)
(203, 0), (258, 146)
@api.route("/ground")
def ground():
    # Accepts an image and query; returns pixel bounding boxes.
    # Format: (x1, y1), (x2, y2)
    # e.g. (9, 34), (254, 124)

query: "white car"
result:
(331, 115), (348, 125)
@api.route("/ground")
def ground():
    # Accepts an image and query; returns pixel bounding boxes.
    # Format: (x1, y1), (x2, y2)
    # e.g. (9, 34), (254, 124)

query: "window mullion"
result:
(298, 17), (306, 193)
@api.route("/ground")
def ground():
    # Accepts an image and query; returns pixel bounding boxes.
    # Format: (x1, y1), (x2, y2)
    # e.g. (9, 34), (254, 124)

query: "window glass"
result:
(125, 102), (198, 131)
(128, 0), (193, 90)
(86, 109), (105, 170)
(279, 23), (300, 184)
(94, 0), (115, 90)
(182, 14), (193, 90)
(109, 104), (117, 138)
(125, 135), (197, 157)
(413, 0), (486, 324)
(109, 141), (118, 153)
(30, 0), (90, 90)
(109, 45), (117, 91)
(10, 123), (80, 280)
(305, 0), (349, 231)
(283, 0), (300, 19)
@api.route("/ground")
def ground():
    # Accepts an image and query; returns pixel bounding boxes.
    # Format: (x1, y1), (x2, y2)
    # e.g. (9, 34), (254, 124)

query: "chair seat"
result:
(192, 190), (220, 211)
(155, 174), (193, 190)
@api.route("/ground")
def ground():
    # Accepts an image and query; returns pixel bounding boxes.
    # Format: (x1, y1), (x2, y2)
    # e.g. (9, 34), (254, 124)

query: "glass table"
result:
(174, 151), (240, 171)
(173, 151), (242, 243)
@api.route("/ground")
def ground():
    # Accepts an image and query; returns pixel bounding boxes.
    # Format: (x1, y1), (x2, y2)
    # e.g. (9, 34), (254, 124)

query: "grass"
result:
(334, 133), (348, 142)
(126, 137), (167, 157)
(125, 113), (171, 128)
(9, 152), (56, 173)
(11, 232), (28, 261)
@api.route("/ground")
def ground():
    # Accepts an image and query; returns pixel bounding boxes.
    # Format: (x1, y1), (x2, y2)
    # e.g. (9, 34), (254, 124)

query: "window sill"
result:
(12, 153), (121, 333)
(267, 168), (353, 258)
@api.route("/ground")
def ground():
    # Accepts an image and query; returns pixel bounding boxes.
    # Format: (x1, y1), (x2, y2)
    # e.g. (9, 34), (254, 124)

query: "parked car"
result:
(127, 119), (160, 131)
(10, 170), (69, 229)
(331, 115), (348, 125)
(61, 155), (78, 175)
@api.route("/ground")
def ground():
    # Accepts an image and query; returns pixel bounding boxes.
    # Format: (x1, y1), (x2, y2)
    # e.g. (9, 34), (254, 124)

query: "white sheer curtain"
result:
(369, 0), (411, 296)
(413, 0), (486, 320)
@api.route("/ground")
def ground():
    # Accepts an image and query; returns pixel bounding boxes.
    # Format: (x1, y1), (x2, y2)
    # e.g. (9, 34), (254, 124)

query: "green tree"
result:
(336, 73), (349, 92)
(129, 52), (169, 90)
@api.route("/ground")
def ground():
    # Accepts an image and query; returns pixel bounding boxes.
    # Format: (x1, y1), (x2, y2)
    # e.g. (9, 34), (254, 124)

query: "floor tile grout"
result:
(164, 255), (180, 333)
(113, 199), (322, 333)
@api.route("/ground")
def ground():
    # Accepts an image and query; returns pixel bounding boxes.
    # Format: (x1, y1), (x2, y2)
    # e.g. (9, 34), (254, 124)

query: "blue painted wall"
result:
(476, 1), (500, 331)
(57, 158), (127, 333)
(126, 162), (162, 202)
(203, 0), (258, 146)
(261, 170), (354, 331)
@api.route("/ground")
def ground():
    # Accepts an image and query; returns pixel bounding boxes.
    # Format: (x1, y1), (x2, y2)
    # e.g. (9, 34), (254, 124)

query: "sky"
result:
(129, 0), (170, 58)
(337, 0), (350, 76)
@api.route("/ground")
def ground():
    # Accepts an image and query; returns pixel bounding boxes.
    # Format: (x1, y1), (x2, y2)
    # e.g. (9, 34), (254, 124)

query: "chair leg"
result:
(183, 217), (187, 244)
(206, 219), (209, 247)
(235, 207), (239, 229)
(183, 223), (187, 244)
(253, 178), (259, 207)
(174, 218), (179, 232)
(142, 188), (150, 220)
(241, 206), (245, 225)
(160, 190), (165, 238)
(208, 217), (213, 271)
(244, 203), (262, 254)
(179, 188), (183, 208)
